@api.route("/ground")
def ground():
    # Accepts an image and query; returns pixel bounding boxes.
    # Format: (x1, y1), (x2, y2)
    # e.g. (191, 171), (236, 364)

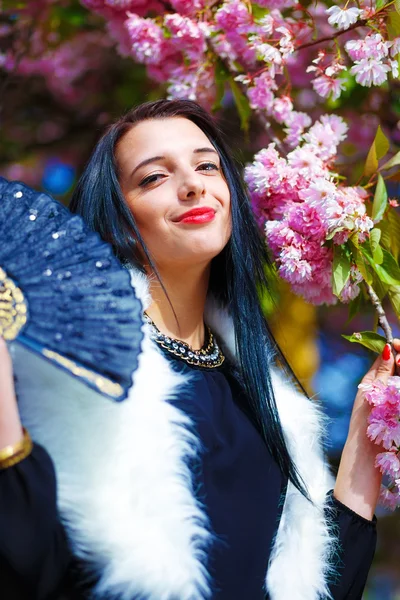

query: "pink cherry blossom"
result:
(164, 14), (206, 61)
(256, 0), (296, 8)
(367, 400), (400, 448)
(358, 377), (400, 509)
(287, 146), (325, 177)
(286, 202), (327, 239)
(299, 178), (336, 204)
(345, 34), (391, 62)
(339, 268), (362, 303)
(303, 121), (342, 161)
(359, 380), (389, 406)
(312, 74), (346, 101)
(276, 26), (295, 58)
(271, 96), (293, 123)
(246, 72), (276, 110)
(278, 246), (313, 284)
(215, 0), (253, 34)
(125, 13), (165, 64)
(391, 37), (400, 57)
(167, 64), (216, 108)
(169, 0), (207, 16)
(284, 111), (312, 147)
(351, 58), (391, 87)
(390, 59), (399, 79)
(326, 5), (363, 30)
(252, 39), (283, 75)
(376, 452), (400, 478)
(319, 114), (349, 144)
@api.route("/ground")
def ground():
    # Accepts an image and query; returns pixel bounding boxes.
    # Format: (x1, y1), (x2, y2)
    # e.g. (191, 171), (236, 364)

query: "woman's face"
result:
(116, 117), (231, 270)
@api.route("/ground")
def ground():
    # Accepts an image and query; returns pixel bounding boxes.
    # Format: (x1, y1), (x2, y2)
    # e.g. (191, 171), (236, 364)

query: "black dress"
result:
(0, 353), (377, 599)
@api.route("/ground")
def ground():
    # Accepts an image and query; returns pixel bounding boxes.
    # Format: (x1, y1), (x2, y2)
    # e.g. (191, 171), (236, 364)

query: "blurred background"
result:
(1, 2), (399, 597)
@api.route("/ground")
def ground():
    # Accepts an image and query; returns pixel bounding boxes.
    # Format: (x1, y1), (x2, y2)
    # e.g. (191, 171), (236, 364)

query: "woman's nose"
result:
(177, 172), (206, 202)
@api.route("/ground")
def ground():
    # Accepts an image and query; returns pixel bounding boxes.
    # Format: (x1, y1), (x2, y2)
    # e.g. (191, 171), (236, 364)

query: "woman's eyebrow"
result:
(130, 147), (219, 177)
(131, 155), (164, 177)
(193, 147), (219, 156)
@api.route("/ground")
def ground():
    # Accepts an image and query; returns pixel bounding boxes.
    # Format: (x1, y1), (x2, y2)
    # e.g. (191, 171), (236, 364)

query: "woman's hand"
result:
(333, 339), (400, 520)
(0, 336), (24, 448)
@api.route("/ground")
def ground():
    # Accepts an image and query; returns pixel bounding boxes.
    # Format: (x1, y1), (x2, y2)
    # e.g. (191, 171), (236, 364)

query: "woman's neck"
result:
(145, 263), (210, 350)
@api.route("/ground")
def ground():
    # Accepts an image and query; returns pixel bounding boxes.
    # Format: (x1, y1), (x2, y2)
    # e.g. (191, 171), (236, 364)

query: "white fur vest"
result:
(12, 270), (336, 600)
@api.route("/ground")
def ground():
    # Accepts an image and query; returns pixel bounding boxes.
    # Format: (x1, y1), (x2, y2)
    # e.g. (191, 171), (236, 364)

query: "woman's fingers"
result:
(392, 337), (400, 351)
(362, 343), (395, 385)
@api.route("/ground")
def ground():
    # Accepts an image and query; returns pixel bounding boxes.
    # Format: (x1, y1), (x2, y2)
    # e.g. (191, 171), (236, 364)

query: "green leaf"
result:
(381, 150), (400, 171)
(369, 228), (384, 264)
(350, 243), (373, 283)
(375, 219), (391, 251)
(375, 125), (390, 160)
(387, 10), (400, 39)
(362, 246), (400, 285)
(342, 331), (387, 354)
(369, 228), (381, 252)
(349, 232), (360, 248)
(363, 127), (389, 178)
(332, 245), (351, 297)
(387, 209), (400, 260)
(229, 79), (251, 132)
(363, 140), (378, 178)
(388, 286), (400, 320)
(371, 174), (388, 222)
(396, 0), (400, 16)
(252, 5), (269, 20)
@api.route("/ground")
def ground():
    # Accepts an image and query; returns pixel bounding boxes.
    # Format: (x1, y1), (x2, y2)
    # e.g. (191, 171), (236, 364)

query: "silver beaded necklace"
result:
(143, 312), (225, 369)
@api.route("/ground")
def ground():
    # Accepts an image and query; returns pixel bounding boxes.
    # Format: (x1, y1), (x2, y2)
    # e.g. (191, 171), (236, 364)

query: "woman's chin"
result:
(155, 243), (227, 268)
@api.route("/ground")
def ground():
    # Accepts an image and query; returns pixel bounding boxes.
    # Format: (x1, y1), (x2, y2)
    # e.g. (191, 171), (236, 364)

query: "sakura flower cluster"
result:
(359, 377), (400, 510)
(122, 11), (214, 105)
(244, 115), (374, 305)
(7, 0), (400, 111)
(304, 4), (400, 102)
(79, 0), (400, 116)
(80, 0), (303, 110)
(345, 33), (400, 88)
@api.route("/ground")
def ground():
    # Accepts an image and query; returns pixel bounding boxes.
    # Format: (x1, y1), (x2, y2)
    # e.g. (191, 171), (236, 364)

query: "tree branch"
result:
(364, 282), (400, 373)
(295, 19), (368, 52)
(365, 282), (394, 343)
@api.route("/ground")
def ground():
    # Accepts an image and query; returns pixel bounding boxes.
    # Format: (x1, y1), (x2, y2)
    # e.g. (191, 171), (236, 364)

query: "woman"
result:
(0, 99), (398, 600)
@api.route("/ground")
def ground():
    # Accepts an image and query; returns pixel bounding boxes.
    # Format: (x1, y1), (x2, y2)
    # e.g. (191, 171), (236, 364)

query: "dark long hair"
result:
(70, 99), (309, 499)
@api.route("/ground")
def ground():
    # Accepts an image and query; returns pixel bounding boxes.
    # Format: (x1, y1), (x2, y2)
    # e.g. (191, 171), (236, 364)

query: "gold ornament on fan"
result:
(0, 267), (28, 340)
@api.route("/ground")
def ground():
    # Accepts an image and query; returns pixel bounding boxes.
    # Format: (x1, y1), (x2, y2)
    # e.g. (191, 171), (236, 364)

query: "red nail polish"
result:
(382, 344), (391, 361)
(396, 356), (400, 366)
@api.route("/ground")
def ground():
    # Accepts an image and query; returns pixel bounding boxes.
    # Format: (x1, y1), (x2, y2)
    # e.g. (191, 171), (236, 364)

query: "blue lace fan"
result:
(0, 176), (143, 401)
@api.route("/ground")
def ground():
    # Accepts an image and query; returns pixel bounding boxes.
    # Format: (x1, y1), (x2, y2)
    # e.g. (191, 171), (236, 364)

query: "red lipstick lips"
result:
(175, 207), (216, 224)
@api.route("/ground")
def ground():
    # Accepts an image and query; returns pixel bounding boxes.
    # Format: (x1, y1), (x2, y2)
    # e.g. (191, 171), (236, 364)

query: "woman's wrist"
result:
(334, 436), (382, 521)
(0, 427), (33, 470)
(0, 404), (24, 448)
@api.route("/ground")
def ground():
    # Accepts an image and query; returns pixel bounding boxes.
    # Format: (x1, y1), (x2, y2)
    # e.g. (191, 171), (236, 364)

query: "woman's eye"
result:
(139, 173), (164, 187)
(197, 162), (219, 172)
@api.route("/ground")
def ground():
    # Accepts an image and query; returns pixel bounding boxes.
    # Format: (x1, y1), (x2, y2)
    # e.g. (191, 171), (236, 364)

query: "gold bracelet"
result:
(0, 428), (33, 470)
